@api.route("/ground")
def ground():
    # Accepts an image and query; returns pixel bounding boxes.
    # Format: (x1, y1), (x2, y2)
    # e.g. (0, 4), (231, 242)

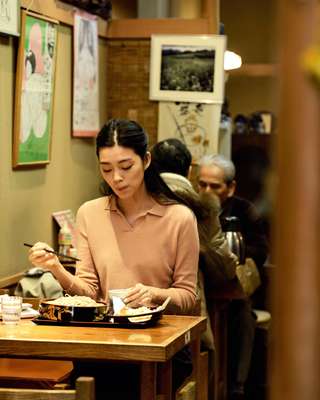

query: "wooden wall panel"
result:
(106, 40), (158, 145)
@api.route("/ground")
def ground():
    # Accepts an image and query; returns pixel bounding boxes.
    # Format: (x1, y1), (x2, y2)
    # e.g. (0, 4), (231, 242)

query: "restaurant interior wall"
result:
(105, 0), (215, 143)
(221, 0), (278, 116)
(0, 25), (108, 278)
(112, 0), (137, 18)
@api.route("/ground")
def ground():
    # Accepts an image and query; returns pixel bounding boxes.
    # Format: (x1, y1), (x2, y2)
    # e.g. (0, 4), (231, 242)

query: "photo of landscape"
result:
(160, 45), (215, 92)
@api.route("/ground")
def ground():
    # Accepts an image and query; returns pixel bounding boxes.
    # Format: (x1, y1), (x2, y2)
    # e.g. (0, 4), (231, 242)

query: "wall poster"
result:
(158, 101), (222, 163)
(13, 11), (58, 168)
(73, 10), (99, 137)
(0, 0), (20, 36)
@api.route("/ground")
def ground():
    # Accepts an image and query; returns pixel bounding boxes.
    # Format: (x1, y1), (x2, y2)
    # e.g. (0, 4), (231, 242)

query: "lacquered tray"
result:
(32, 310), (163, 329)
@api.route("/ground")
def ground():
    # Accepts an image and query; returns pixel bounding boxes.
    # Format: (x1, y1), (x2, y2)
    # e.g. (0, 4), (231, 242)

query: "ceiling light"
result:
(224, 50), (242, 71)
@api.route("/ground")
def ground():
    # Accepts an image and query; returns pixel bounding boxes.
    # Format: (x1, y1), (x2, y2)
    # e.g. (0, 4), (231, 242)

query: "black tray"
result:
(32, 311), (162, 329)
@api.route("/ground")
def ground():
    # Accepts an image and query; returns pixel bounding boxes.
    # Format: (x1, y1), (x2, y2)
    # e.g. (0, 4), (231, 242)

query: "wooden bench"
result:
(0, 376), (95, 400)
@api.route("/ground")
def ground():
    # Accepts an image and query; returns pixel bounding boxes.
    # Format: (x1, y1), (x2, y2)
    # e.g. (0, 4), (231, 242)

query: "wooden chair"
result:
(0, 376), (95, 400)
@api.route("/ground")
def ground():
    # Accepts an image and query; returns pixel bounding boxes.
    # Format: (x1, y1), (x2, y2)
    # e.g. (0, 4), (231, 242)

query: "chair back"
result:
(0, 376), (95, 400)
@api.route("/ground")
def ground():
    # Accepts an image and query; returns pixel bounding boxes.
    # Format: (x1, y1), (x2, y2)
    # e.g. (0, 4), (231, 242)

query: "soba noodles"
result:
(46, 295), (105, 307)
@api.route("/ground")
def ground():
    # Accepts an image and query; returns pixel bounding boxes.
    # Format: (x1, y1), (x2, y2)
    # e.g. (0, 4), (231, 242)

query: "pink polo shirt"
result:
(65, 195), (199, 314)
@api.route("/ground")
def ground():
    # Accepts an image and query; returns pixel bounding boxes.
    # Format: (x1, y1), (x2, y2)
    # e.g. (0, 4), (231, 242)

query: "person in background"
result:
(198, 154), (269, 400)
(151, 138), (237, 393)
(198, 154), (268, 269)
(28, 119), (199, 399)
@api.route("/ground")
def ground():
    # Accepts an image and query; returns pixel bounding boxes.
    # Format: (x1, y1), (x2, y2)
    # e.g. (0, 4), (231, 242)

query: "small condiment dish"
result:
(108, 288), (130, 300)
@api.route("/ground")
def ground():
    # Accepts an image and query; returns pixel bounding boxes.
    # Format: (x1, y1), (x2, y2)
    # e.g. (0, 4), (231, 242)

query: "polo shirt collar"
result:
(104, 195), (165, 217)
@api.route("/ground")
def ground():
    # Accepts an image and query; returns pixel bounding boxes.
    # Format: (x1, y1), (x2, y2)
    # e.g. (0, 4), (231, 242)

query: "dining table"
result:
(0, 315), (206, 400)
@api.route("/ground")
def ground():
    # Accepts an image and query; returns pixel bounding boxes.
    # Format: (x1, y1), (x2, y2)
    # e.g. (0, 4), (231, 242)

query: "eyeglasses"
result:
(198, 180), (232, 190)
(198, 180), (220, 190)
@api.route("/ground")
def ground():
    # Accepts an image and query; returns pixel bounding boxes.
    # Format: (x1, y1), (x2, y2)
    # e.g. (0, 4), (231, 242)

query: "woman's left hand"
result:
(124, 283), (155, 308)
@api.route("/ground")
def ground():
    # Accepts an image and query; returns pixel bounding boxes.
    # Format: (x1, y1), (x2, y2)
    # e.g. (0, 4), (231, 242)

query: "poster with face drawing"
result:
(73, 11), (99, 137)
(0, 0), (20, 36)
(158, 101), (222, 163)
(13, 11), (58, 168)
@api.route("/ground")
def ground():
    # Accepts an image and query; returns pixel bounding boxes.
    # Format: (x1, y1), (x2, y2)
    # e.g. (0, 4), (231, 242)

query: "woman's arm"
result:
(28, 242), (78, 290)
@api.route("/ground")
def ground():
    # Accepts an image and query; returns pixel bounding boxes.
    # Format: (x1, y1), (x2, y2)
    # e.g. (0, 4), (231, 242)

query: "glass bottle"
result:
(58, 223), (72, 263)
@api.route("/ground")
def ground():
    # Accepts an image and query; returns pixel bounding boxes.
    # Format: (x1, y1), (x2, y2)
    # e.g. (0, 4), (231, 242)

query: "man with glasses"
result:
(198, 154), (268, 400)
(198, 154), (268, 269)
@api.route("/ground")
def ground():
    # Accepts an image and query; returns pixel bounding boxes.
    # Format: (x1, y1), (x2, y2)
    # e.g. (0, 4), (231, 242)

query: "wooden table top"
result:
(0, 315), (206, 363)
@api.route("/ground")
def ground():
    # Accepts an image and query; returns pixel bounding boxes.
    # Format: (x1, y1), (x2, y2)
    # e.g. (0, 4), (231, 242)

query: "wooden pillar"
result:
(170, 0), (201, 18)
(272, 1), (320, 400)
(201, 0), (219, 33)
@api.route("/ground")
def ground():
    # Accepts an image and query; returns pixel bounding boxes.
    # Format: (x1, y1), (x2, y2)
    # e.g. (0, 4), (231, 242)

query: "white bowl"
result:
(108, 288), (130, 299)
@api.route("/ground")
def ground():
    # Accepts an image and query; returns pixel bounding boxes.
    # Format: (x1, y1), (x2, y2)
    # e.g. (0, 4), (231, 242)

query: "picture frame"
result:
(72, 10), (99, 137)
(149, 34), (226, 104)
(12, 11), (58, 168)
(0, 0), (20, 36)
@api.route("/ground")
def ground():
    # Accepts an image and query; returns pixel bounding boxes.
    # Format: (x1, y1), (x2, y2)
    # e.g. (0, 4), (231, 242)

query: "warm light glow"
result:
(224, 50), (242, 71)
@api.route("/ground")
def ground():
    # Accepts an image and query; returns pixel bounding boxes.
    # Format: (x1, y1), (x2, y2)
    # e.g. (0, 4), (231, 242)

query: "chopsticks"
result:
(23, 243), (81, 262)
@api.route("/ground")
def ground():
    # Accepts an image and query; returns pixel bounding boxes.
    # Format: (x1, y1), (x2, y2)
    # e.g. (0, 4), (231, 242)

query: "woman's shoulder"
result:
(77, 196), (110, 214)
(162, 201), (196, 222)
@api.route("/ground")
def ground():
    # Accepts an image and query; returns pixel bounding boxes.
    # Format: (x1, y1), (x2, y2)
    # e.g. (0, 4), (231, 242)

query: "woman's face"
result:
(99, 144), (150, 199)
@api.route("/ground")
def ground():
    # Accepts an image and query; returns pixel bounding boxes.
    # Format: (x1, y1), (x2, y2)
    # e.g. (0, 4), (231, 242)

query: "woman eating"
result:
(29, 118), (199, 314)
(28, 119), (199, 398)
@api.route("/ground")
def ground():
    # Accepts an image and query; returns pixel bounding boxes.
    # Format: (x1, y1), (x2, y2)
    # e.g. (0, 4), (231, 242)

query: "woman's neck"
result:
(116, 184), (154, 221)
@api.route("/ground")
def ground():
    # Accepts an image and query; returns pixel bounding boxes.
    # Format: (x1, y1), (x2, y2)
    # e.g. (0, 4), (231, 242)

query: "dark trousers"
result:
(228, 299), (256, 395)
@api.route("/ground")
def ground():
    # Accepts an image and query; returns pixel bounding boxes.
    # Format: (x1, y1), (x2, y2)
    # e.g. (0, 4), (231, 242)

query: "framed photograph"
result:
(0, 0), (20, 36)
(72, 10), (99, 137)
(158, 101), (222, 163)
(150, 34), (226, 104)
(12, 11), (58, 168)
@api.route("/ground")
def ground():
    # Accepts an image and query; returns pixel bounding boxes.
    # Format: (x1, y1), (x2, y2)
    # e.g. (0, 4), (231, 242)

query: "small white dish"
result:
(108, 288), (130, 299)
(22, 303), (32, 310)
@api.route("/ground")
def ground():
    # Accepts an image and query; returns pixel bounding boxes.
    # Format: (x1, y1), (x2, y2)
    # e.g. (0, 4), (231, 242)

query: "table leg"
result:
(140, 361), (156, 400)
(190, 337), (201, 400)
(157, 359), (172, 400)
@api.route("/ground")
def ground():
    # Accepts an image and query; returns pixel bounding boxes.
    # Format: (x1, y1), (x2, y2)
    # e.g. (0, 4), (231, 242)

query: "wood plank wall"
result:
(105, 40), (158, 145)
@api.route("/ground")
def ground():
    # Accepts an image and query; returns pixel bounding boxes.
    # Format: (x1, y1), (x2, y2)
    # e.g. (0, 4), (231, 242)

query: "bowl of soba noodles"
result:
(38, 295), (109, 322)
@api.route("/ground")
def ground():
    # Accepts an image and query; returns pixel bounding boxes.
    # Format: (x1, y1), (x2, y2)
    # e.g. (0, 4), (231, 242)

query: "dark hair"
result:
(96, 119), (186, 203)
(25, 50), (36, 74)
(151, 139), (192, 177)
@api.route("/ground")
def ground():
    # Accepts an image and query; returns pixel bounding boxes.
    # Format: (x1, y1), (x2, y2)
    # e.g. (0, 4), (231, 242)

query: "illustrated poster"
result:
(73, 11), (99, 137)
(158, 101), (222, 163)
(13, 12), (58, 167)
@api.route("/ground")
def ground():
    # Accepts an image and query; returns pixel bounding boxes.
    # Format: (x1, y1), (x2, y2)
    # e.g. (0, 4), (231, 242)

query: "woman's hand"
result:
(124, 283), (155, 308)
(28, 242), (60, 272)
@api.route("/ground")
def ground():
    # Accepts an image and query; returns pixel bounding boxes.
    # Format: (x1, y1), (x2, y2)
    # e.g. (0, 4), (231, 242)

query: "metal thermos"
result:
(222, 216), (246, 264)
